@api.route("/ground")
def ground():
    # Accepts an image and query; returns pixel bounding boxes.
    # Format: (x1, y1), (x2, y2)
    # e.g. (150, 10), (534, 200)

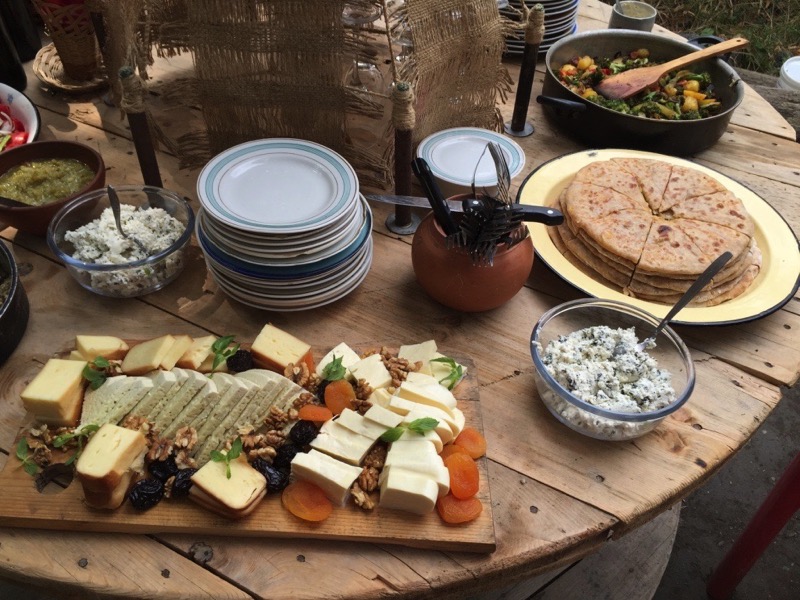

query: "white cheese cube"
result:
(21, 358), (87, 426)
(398, 340), (438, 375)
(291, 449), (362, 505)
(335, 408), (388, 441)
(75, 335), (129, 360)
(402, 409), (454, 444)
(363, 404), (404, 429)
(387, 395), (459, 436)
(405, 372), (440, 386)
(367, 388), (393, 408)
(310, 421), (376, 465)
(393, 427), (443, 453)
(388, 439), (439, 458)
(429, 352), (467, 388)
(396, 379), (457, 415)
(379, 468), (440, 515)
(380, 462), (450, 497)
(121, 335), (176, 376)
(349, 354), (392, 389)
(316, 342), (361, 379)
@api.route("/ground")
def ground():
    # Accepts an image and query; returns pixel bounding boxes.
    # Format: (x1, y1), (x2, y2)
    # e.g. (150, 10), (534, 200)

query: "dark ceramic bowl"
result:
(0, 240), (29, 366)
(0, 141), (106, 236)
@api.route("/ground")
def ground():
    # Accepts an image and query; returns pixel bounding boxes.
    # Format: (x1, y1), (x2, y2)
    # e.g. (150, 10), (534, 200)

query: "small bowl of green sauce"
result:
(0, 140), (105, 235)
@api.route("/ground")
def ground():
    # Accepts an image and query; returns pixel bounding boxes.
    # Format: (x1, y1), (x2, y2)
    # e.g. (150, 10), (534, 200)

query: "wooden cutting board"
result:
(0, 349), (496, 553)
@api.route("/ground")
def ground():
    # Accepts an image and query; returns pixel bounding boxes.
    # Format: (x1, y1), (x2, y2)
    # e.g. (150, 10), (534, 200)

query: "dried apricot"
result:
(436, 493), (483, 524)
(298, 404), (333, 423)
(439, 444), (469, 461)
(444, 452), (479, 499)
(323, 379), (356, 415)
(281, 480), (333, 522)
(453, 427), (487, 459)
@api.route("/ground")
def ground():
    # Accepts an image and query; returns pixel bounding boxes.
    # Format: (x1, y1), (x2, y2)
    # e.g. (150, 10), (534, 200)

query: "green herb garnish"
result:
(210, 437), (243, 479)
(53, 424), (100, 465)
(81, 356), (112, 390)
(380, 417), (439, 443)
(321, 354), (346, 381)
(15, 439), (39, 476)
(431, 356), (463, 390)
(211, 335), (240, 373)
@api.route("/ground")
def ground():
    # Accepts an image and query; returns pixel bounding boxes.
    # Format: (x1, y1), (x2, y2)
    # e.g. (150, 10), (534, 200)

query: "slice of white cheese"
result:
(291, 449), (362, 505)
(152, 369), (208, 430)
(379, 467), (440, 515)
(315, 342), (361, 380)
(186, 372), (237, 432)
(396, 378), (457, 415)
(392, 427), (443, 453)
(367, 387), (393, 408)
(102, 377), (155, 426)
(190, 453), (266, 512)
(398, 340), (438, 376)
(310, 420), (375, 465)
(380, 463), (450, 498)
(402, 408), (454, 444)
(387, 395), (459, 436)
(193, 376), (253, 442)
(349, 354), (392, 390)
(144, 368), (190, 422)
(451, 407), (466, 438)
(404, 371), (441, 386)
(388, 439), (439, 459)
(335, 408), (388, 441)
(194, 379), (259, 464)
(429, 352), (467, 388)
(363, 404), (404, 429)
(122, 369), (178, 423)
(80, 375), (129, 426)
(162, 376), (219, 438)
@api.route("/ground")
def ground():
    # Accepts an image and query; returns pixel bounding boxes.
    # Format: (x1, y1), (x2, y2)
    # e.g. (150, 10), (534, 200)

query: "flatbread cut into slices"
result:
(563, 182), (643, 226)
(660, 165), (726, 212)
(613, 158), (673, 213)
(577, 207), (652, 266)
(667, 190), (755, 238)
(635, 218), (712, 277)
(571, 161), (648, 207)
(676, 217), (752, 265)
(550, 222), (633, 289)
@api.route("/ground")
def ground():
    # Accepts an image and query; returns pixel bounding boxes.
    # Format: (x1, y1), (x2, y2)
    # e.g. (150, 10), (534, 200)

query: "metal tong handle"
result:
(411, 158), (459, 236)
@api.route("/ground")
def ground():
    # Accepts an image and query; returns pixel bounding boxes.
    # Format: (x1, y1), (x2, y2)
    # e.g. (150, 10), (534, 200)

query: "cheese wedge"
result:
(176, 335), (216, 370)
(315, 342), (361, 380)
(21, 358), (87, 426)
(76, 423), (147, 509)
(75, 335), (130, 361)
(379, 468), (439, 515)
(398, 340), (438, 376)
(291, 449), (362, 505)
(251, 323), (314, 373)
(162, 376), (219, 437)
(121, 335), (176, 376)
(159, 334), (193, 370)
(190, 453), (266, 514)
(349, 354), (392, 389)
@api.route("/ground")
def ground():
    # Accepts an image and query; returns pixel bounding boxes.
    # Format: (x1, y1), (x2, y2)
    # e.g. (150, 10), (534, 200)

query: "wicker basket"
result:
(31, 0), (97, 81)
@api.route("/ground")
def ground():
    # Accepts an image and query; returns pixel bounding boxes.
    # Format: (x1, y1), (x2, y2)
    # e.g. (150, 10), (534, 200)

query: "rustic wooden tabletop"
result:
(0, 1), (798, 598)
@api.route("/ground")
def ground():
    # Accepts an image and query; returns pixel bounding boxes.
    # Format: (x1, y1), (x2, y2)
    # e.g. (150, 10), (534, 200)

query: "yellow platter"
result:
(518, 149), (800, 325)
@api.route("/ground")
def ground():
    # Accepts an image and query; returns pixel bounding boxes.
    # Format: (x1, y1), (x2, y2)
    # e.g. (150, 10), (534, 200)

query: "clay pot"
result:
(411, 210), (534, 312)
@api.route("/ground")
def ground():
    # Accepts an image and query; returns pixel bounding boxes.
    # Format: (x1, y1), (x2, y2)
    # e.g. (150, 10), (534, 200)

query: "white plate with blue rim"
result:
(197, 138), (359, 234)
(416, 127), (526, 190)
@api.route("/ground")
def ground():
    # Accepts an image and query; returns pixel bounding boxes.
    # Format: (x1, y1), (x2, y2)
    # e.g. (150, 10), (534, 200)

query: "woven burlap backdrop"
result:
(101, 0), (510, 191)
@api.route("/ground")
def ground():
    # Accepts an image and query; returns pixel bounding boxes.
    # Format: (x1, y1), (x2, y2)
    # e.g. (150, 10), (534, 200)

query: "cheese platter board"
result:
(0, 328), (496, 553)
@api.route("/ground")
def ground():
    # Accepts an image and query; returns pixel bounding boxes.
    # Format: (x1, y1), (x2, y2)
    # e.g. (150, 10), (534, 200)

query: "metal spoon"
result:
(634, 251), (733, 351)
(107, 185), (149, 255)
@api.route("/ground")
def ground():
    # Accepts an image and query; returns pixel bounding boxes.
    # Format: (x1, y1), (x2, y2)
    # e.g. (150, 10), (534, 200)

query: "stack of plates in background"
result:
(196, 139), (373, 311)
(501, 0), (579, 56)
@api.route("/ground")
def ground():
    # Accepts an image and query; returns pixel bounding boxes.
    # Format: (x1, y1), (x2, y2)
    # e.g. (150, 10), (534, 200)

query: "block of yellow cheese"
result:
(158, 334), (193, 370)
(75, 335), (129, 361)
(76, 423), (147, 509)
(121, 335), (176, 376)
(176, 335), (217, 370)
(251, 323), (314, 373)
(189, 453), (266, 518)
(21, 358), (87, 426)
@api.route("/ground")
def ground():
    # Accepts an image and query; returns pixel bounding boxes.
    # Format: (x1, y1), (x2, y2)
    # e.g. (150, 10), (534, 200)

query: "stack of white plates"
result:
(502, 0), (579, 56)
(196, 139), (373, 311)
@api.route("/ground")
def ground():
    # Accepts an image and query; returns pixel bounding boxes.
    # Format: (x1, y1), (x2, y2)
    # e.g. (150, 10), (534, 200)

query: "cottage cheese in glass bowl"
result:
(47, 186), (194, 298)
(530, 299), (695, 441)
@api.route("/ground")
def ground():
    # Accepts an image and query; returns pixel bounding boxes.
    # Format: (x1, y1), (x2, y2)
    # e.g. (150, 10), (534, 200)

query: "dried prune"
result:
(316, 379), (329, 401)
(289, 420), (319, 445)
(251, 458), (290, 493)
(128, 478), (165, 510)
(148, 455), (179, 482)
(273, 443), (301, 469)
(226, 349), (254, 372)
(171, 468), (197, 498)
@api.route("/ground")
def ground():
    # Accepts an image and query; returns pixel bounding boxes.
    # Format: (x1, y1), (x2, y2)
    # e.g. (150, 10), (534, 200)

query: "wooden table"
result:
(1, 1), (798, 598)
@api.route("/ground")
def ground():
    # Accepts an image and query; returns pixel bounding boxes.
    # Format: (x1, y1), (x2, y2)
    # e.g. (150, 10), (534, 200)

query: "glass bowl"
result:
(530, 298), (695, 441)
(47, 185), (194, 298)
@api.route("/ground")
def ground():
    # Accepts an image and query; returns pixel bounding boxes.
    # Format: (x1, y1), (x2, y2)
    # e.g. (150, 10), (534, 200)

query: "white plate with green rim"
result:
(197, 138), (359, 234)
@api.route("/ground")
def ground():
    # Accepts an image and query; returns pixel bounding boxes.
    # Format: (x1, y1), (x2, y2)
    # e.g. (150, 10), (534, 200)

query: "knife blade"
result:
(365, 193), (467, 212)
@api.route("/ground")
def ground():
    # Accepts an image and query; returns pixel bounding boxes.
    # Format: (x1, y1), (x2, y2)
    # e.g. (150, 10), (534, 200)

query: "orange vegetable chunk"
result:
(298, 404), (333, 423)
(437, 493), (483, 524)
(439, 444), (469, 461)
(281, 480), (333, 522)
(453, 426), (487, 459)
(444, 452), (479, 499)
(323, 379), (356, 415)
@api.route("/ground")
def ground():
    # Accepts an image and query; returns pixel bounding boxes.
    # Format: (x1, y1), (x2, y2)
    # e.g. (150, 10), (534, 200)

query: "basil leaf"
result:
(407, 417), (439, 435)
(80, 424), (100, 435)
(431, 357), (456, 367)
(379, 427), (405, 443)
(52, 433), (72, 448)
(82, 365), (107, 389)
(322, 355), (346, 381)
(15, 438), (29, 461)
(93, 357), (111, 368)
(226, 463), (232, 479)
(209, 450), (225, 463)
(228, 437), (243, 460)
(212, 335), (236, 354)
(23, 461), (39, 476)
(212, 353), (225, 372)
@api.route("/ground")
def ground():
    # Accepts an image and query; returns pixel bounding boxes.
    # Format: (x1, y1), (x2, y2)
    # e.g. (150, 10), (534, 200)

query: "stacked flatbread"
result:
(549, 159), (761, 307)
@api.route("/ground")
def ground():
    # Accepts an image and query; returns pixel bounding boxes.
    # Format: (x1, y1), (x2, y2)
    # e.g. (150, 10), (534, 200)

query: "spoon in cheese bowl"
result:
(107, 184), (149, 256)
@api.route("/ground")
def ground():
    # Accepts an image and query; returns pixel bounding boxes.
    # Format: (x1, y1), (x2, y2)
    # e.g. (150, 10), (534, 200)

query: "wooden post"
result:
(386, 81), (420, 235)
(505, 5), (545, 137)
(119, 66), (163, 188)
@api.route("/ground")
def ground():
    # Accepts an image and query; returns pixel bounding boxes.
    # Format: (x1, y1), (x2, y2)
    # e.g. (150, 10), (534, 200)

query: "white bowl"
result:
(0, 83), (40, 149)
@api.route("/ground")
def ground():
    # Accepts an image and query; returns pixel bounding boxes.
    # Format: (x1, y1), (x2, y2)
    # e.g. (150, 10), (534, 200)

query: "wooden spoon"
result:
(594, 37), (749, 100)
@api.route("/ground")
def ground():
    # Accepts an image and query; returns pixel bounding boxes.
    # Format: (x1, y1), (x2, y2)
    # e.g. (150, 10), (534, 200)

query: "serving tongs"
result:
(595, 37), (749, 100)
(411, 157), (459, 237)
